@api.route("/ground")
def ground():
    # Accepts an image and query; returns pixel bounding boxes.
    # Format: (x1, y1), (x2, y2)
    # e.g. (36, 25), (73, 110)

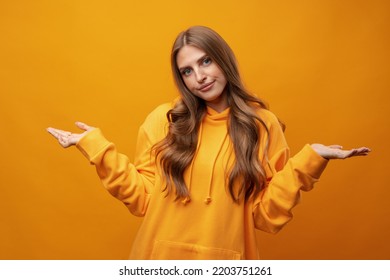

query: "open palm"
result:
(47, 122), (95, 148)
(311, 144), (371, 160)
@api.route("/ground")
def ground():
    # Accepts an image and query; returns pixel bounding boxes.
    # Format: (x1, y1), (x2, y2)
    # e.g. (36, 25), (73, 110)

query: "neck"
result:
(206, 91), (228, 113)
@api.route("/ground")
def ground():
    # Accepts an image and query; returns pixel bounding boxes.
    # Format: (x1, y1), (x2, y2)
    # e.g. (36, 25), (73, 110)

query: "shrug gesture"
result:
(47, 122), (370, 160)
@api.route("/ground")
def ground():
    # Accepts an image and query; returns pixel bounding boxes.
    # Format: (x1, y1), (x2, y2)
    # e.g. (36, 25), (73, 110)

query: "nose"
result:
(194, 68), (206, 83)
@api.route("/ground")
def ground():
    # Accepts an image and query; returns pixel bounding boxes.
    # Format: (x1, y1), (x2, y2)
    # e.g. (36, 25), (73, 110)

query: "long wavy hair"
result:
(155, 26), (281, 203)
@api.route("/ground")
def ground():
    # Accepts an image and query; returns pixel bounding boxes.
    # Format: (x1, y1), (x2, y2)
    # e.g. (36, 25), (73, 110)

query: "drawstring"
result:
(181, 196), (191, 204)
(204, 132), (228, 205)
(181, 110), (229, 206)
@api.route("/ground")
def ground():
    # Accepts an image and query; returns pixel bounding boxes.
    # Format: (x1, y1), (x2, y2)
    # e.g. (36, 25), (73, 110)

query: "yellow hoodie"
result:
(76, 101), (328, 259)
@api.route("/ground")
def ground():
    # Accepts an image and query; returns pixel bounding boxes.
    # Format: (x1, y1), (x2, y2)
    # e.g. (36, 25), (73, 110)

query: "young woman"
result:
(47, 26), (370, 259)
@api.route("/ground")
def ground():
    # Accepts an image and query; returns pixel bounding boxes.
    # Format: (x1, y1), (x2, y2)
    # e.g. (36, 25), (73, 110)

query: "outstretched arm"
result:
(46, 121), (154, 217)
(47, 122), (95, 148)
(254, 143), (371, 234)
(252, 111), (372, 234)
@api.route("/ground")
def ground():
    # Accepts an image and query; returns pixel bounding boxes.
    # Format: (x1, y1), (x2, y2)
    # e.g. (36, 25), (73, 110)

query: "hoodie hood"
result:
(181, 106), (230, 205)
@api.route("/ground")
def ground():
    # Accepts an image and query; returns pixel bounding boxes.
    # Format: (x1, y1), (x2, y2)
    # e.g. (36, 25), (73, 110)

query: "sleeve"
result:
(253, 111), (329, 233)
(75, 104), (170, 217)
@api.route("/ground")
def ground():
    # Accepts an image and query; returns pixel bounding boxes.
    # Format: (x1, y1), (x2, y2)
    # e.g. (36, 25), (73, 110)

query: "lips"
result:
(198, 81), (215, 92)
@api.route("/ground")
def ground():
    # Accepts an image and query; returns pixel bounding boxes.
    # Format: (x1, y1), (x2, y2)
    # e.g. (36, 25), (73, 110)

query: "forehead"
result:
(176, 45), (206, 68)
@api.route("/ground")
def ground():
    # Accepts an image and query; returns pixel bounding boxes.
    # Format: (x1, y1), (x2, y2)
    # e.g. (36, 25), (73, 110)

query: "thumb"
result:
(75, 121), (94, 131)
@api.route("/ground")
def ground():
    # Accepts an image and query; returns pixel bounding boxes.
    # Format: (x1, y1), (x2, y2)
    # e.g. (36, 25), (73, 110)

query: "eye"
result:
(203, 57), (212, 65)
(181, 68), (192, 76)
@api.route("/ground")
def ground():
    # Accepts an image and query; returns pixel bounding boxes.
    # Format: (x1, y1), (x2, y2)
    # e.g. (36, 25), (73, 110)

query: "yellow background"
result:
(1, 0), (389, 259)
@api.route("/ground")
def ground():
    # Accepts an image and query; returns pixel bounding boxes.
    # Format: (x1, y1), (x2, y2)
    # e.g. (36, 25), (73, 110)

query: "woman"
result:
(47, 26), (370, 259)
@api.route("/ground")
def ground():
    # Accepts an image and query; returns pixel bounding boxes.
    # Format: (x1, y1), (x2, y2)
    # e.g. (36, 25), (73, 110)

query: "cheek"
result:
(216, 70), (227, 86)
(212, 66), (226, 80)
(183, 77), (195, 90)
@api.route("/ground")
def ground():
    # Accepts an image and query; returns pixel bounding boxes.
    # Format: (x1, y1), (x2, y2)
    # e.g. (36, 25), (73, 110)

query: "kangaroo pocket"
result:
(151, 240), (242, 260)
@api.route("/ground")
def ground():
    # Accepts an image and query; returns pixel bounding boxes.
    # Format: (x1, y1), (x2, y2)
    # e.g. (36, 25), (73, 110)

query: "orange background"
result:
(0, 0), (389, 259)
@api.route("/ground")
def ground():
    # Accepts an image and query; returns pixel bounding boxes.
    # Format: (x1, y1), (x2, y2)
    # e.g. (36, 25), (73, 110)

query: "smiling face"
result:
(176, 45), (228, 112)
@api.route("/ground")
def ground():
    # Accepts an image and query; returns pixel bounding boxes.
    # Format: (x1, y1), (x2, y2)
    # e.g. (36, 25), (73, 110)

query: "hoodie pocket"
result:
(151, 240), (242, 260)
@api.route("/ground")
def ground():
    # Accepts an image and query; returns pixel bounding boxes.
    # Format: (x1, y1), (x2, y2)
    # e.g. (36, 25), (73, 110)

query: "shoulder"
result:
(143, 100), (176, 125)
(254, 107), (282, 129)
(139, 100), (176, 140)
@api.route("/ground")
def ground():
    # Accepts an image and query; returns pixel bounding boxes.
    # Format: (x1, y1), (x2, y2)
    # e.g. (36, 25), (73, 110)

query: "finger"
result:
(345, 148), (371, 158)
(58, 136), (67, 146)
(56, 129), (72, 137)
(75, 121), (92, 131)
(47, 127), (71, 138)
(355, 147), (371, 156)
(47, 127), (56, 135)
(58, 136), (71, 148)
(47, 127), (61, 139)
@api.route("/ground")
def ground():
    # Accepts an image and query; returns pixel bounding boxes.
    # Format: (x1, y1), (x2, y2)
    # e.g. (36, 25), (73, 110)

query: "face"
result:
(176, 45), (228, 112)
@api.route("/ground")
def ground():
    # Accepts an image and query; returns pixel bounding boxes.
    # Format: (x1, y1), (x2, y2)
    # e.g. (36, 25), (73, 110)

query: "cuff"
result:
(76, 128), (111, 163)
(292, 144), (329, 180)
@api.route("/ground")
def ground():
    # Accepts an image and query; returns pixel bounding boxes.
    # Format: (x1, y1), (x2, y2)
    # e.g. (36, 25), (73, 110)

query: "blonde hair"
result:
(155, 26), (279, 202)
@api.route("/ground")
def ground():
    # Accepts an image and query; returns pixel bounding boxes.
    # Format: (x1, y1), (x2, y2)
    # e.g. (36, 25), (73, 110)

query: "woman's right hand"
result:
(47, 122), (95, 148)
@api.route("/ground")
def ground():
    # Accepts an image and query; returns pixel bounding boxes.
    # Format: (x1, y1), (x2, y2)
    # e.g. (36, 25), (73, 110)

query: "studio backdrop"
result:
(0, 0), (389, 259)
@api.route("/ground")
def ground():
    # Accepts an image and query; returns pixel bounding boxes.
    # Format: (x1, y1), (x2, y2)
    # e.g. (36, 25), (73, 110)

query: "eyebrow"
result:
(178, 54), (208, 72)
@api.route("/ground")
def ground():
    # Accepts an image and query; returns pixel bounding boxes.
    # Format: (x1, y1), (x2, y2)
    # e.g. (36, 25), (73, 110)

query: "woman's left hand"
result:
(311, 144), (371, 160)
